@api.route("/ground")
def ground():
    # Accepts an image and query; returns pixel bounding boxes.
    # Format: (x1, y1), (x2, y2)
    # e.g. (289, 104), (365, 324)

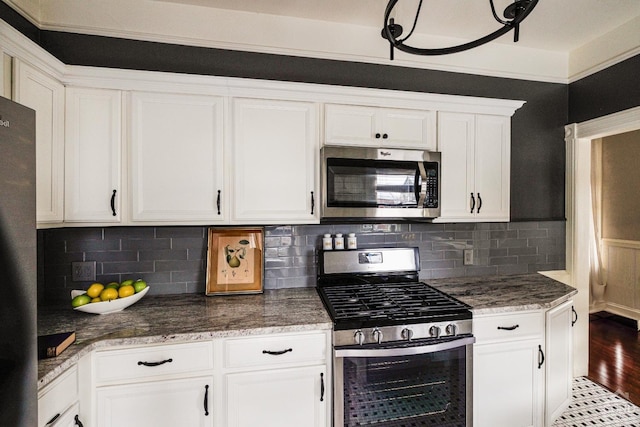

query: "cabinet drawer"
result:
(94, 341), (214, 385)
(224, 332), (327, 370)
(38, 366), (78, 427)
(474, 311), (543, 343)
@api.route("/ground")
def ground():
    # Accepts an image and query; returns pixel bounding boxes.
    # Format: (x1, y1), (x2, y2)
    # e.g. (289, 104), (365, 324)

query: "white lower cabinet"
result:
(95, 376), (213, 427)
(90, 341), (215, 427)
(473, 311), (545, 427)
(226, 365), (326, 427)
(473, 302), (575, 427)
(222, 331), (331, 427)
(38, 365), (84, 427)
(544, 300), (574, 426)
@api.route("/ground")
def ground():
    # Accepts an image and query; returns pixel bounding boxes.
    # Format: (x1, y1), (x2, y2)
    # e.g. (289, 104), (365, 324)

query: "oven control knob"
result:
(401, 328), (414, 341)
(446, 324), (458, 336)
(429, 325), (441, 338)
(354, 330), (365, 346)
(372, 328), (383, 344)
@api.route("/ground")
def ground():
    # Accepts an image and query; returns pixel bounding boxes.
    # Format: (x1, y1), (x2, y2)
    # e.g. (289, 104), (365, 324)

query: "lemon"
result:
(91, 297), (101, 303)
(71, 293), (91, 307)
(118, 284), (135, 298)
(86, 283), (104, 298)
(133, 279), (147, 293)
(100, 287), (119, 301)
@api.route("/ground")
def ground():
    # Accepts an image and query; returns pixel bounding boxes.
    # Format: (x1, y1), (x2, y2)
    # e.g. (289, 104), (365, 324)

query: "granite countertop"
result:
(428, 273), (578, 315)
(37, 287), (332, 389)
(37, 273), (577, 390)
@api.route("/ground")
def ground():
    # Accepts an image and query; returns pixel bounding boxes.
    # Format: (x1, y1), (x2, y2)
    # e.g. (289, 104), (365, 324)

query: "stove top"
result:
(318, 281), (471, 330)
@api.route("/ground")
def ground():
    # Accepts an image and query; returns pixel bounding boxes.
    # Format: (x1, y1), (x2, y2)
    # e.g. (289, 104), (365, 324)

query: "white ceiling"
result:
(151, 0), (640, 53)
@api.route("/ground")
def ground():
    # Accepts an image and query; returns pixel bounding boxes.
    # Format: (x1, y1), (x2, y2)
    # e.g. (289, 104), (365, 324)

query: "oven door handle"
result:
(334, 336), (475, 358)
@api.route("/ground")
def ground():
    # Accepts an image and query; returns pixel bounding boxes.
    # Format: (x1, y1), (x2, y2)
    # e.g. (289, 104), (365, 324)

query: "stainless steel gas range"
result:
(317, 247), (474, 427)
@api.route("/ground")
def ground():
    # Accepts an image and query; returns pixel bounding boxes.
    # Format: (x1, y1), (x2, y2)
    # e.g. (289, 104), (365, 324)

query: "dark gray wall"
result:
(569, 55), (640, 124)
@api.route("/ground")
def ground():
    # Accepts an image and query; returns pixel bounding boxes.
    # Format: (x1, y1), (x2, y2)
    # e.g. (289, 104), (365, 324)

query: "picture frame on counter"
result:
(206, 227), (264, 296)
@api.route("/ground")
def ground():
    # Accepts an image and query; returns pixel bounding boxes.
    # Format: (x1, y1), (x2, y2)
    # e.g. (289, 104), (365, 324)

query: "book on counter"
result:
(37, 331), (76, 359)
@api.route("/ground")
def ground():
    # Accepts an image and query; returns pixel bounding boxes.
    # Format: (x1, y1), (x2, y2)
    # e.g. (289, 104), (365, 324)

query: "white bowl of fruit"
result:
(71, 279), (149, 314)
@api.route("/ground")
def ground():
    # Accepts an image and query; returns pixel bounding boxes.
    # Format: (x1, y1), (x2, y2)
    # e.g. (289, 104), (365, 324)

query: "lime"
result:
(86, 283), (104, 298)
(71, 293), (91, 308)
(100, 287), (119, 301)
(118, 284), (135, 298)
(120, 279), (135, 288)
(133, 279), (147, 293)
(105, 281), (120, 289)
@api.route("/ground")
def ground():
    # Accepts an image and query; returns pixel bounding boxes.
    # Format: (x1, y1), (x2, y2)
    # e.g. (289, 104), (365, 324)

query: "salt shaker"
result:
(347, 233), (357, 249)
(322, 234), (333, 250)
(334, 233), (345, 250)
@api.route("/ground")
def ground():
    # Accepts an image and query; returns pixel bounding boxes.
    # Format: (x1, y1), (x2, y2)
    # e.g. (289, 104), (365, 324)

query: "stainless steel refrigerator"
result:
(0, 95), (37, 426)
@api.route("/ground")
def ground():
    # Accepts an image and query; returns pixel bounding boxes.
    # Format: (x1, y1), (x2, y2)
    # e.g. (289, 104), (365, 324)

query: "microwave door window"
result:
(326, 160), (418, 208)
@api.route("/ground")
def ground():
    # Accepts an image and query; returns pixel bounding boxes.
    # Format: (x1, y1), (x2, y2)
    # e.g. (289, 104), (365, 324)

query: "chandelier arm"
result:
(382, 0), (538, 57)
(489, 0), (509, 25)
(398, 0), (424, 43)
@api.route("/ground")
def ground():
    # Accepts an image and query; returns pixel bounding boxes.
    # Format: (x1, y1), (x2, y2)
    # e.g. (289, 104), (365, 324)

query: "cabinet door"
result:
(65, 87), (122, 223)
(437, 112), (510, 222)
(13, 59), (65, 224)
(437, 112), (475, 220)
(545, 300), (573, 426)
(474, 114), (510, 221)
(96, 376), (213, 427)
(474, 339), (544, 427)
(379, 107), (436, 150)
(226, 365), (327, 427)
(231, 98), (318, 223)
(324, 104), (377, 147)
(130, 92), (225, 223)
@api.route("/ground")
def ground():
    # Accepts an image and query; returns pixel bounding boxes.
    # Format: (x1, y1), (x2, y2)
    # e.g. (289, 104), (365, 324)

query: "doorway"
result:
(565, 105), (640, 379)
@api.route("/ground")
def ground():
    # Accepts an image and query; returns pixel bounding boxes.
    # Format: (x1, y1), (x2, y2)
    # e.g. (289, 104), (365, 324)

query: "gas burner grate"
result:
(319, 282), (470, 328)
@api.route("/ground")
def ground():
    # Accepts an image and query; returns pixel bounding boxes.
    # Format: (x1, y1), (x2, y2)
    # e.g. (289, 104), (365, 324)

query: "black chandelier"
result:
(381, 0), (539, 59)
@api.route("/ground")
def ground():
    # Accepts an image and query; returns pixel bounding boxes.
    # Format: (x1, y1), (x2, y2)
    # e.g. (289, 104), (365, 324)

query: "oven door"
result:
(334, 336), (474, 427)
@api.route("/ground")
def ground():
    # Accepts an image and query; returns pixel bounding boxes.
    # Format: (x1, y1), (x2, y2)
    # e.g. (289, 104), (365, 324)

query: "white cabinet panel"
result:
(325, 104), (435, 150)
(65, 87), (122, 222)
(13, 59), (65, 224)
(38, 366), (78, 427)
(474, 339), (544, 427)
(231, 98), (318, 223)
(545, 300), (574, 426)
(130, 92), (225, 223)
(226, 365), (326, 427)
(437, 112), (510, 222)
(96, 376), (213, 427)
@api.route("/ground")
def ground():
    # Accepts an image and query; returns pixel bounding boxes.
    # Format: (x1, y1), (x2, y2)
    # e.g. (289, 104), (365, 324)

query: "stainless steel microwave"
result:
(320, 146), (441, 220)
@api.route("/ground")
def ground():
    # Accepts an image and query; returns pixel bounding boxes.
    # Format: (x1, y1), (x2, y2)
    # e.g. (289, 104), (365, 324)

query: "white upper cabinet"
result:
(437, 112), (510, 222)
(324, 104), (436, 150)
(13, 59), (65, 224)
(65, 87), (122, 223)
(129, 92), (225, 223)
(231, 98), (319, 224)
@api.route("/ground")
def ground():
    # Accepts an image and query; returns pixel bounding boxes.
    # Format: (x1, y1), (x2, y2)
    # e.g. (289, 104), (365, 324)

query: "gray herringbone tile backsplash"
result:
(39, 221), (565, 302)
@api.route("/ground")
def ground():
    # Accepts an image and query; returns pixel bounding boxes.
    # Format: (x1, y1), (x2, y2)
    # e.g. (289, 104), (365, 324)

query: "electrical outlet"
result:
(72, 261), (96, 282)
(463, 249), (474, 266)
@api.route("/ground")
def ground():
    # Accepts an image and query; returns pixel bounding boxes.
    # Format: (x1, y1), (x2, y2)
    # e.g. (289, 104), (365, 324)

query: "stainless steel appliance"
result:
(320, 146), (441, 220)
(0, 96), (37, 426)
(317, 247), (473, 427)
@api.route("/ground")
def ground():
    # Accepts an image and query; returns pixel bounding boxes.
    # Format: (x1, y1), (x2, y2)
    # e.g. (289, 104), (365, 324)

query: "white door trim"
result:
(565, 105), (640, 376)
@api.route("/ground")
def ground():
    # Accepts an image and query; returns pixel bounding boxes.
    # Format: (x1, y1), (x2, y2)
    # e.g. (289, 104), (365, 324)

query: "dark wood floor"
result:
(588, 311), (640, 406)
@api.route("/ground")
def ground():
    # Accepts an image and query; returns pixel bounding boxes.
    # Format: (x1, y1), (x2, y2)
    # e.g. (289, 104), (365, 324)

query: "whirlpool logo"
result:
(0, 115), (9, 128)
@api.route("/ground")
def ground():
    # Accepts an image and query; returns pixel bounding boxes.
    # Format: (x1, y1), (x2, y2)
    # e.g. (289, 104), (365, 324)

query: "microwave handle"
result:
(417, 162), (427, 207)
